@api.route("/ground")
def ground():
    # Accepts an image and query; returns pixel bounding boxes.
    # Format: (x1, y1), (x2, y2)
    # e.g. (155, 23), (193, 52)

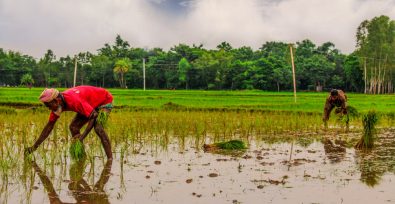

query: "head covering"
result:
(39, 88), (59, 102)
(330, 89), (338, 97)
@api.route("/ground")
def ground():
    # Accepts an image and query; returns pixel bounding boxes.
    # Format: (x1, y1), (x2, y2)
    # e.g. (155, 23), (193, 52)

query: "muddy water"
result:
(2, 129), (395, 204)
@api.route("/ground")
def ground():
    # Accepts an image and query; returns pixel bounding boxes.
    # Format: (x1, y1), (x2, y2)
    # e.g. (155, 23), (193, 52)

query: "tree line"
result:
(0, 15), (394, 93)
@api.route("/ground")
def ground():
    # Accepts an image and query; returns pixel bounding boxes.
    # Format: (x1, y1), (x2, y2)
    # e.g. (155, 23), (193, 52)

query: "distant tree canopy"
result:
(0, 16), (394, 93)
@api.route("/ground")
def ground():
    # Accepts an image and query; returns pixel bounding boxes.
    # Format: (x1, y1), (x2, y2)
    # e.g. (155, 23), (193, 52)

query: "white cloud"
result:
(0, 0), (394, 58)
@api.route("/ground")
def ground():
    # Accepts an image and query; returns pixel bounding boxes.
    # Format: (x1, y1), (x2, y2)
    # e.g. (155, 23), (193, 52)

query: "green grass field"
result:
(0, 87), (394, 114)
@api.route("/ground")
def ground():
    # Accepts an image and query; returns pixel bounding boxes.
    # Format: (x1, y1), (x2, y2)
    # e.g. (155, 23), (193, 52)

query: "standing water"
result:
(1, 129), (394, 203)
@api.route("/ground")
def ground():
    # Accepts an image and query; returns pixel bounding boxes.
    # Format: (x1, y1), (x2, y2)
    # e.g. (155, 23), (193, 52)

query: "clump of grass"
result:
(355, 110), (379, 149)
(97, 110), (109, 127)
(386, 112), (395, 125)
(69, 140), (86, 160)
(204, 139), (247, 152)
(216, 140), (247, 150)
(162, 102), (186, 111)
(0, 106), (16, 114)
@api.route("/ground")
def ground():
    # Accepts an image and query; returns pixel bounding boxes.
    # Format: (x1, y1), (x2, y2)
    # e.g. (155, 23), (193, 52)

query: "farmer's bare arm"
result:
(341, 98), (347, 114)
(25, 121), (56, 154)
(79, 110), (98, 141)
(323, 99), (334, 122)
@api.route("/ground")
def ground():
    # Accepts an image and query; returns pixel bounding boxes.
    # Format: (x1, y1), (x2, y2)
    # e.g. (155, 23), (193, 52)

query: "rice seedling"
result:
(0, 98), (391, 187)
(69, 140), (86, 160)
(355, 110), (379, 149)
(336, 105), (358, 129)
(97, 110), (109, 127)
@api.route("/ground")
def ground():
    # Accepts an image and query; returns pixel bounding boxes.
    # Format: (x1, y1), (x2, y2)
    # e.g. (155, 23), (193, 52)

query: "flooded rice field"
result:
(0, 109), (394, 203)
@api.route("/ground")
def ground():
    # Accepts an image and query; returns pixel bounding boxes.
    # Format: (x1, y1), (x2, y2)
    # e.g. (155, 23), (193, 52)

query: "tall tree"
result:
(217, 41), (233, 52)
(344, 53), (363, 92)
(178, 57), (191, 89)
(38, 49), (57, 87)
(113, 58), (131, 88)
(356, 15), (395, 94)
(20, 73), (34, 88)
(90, 55), (113, 87)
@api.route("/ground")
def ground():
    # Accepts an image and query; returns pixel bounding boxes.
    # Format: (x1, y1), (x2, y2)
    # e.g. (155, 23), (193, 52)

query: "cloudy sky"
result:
(1, 0), (395, 58)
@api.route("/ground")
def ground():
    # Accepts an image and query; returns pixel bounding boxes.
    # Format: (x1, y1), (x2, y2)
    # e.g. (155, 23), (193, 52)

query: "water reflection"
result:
(322, 138), (346, 163)
(9, 129), (395, 203)
(31, 159), (113, 204)
(355, 129), (395, 187)
(357, 153), (384, 187)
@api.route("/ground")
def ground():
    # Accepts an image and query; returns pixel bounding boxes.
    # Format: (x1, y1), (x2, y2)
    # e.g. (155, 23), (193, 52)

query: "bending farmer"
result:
(323, 89), (348, 123)
(25, 86), (113, 159)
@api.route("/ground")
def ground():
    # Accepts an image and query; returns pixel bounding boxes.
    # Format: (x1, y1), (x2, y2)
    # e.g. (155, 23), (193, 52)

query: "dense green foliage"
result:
(2, 38), (355, 91)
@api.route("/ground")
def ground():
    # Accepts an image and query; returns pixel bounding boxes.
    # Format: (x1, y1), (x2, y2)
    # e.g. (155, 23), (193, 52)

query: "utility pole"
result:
(289, 44), (297, 103)
(73, 55), (78, 87)
(364, 57), (367, 94)
(143, 58), (146, 91)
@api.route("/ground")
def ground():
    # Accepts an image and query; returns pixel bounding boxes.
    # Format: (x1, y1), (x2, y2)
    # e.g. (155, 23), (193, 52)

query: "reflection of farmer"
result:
(30, 159), (112, 204)
(323, 89), (347, 123)
(322, 138), (346, 163)
(69, 159), (113, 204)
(25, 86), (113, 159)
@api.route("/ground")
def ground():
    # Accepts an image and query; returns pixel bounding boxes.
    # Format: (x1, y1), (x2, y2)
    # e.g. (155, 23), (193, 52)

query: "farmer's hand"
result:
(24, 146), (35, 155)
(71, 134), (82, 142)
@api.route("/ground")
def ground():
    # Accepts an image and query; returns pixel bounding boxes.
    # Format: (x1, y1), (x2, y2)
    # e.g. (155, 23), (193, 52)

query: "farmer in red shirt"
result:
(25, 86), (113, 160)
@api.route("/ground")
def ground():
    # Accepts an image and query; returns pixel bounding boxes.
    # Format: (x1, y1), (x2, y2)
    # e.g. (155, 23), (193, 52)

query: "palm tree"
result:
(113, 58), (131, 88)
(20, 73), (34, 89)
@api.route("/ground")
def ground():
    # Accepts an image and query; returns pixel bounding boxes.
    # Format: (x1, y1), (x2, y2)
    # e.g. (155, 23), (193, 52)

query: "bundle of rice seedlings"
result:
(203, 140), (247, 152)
(337, 105), (359, 125)
(97, 110), (109, 127)
(355, 110), (379, 149)
(69, 139), (86, 160)
(347, 106), (359, 118)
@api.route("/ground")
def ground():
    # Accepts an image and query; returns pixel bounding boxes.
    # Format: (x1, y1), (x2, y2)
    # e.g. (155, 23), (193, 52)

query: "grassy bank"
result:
(0, 88), (394, 114)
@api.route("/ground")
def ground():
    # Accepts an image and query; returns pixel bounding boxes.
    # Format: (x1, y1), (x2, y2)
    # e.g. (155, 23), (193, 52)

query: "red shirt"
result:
(49, 86), (113, 122)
